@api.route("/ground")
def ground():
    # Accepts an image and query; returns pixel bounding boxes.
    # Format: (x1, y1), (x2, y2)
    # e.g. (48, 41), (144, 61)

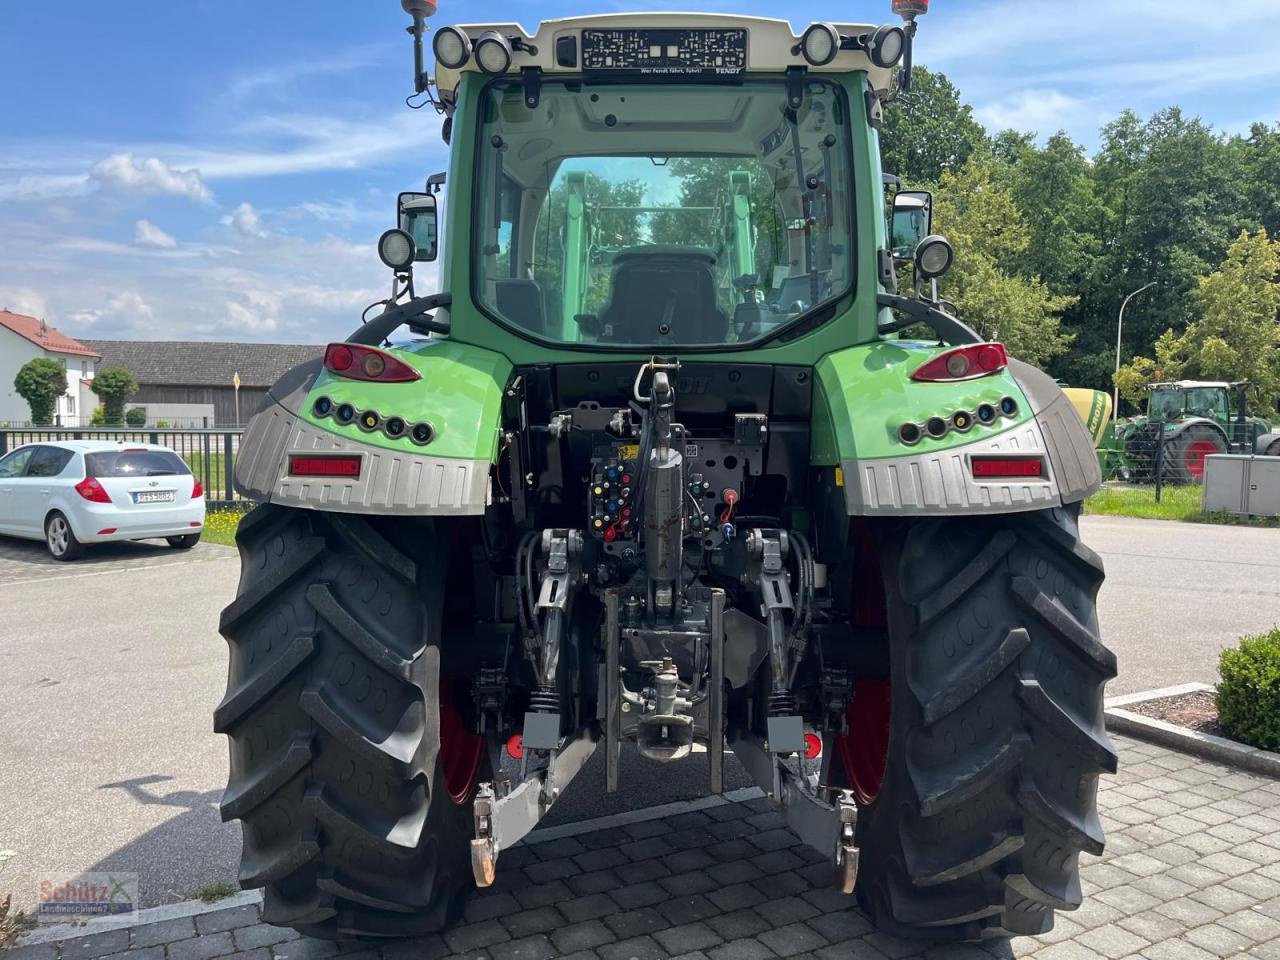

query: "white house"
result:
(0, 310), (100, 426)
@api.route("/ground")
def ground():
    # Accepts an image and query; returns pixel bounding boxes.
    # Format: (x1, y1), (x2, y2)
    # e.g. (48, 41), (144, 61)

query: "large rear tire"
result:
(215, 504), (488, 939)
(849, 504), (1116, 941)
(1163, 425), (1225, 483)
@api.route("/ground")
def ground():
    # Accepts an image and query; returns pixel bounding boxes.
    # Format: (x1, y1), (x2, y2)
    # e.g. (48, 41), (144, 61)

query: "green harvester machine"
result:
(216, 0), (1119, 944)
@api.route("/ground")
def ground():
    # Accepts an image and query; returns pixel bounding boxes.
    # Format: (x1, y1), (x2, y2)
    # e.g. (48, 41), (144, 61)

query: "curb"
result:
(1104, 682), (1280, 779)
(10, 891), (265, 948)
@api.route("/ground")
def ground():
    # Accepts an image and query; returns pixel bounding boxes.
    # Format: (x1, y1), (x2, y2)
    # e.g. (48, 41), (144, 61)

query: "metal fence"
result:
(1112, 419), (1258, 501)
(0, 427), (246, 508)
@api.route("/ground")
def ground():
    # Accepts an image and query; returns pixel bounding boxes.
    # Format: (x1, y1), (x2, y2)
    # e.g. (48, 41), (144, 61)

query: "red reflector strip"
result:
(971, 457), (1044, 479)
(190, 521), (202, 527)
(288, 455), (362, 478)
(97, 528), (117, 535)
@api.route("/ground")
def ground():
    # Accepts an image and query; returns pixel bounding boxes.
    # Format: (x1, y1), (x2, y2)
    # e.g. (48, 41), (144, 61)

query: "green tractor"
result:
(1118, 381), (1278, 483)
(217, 0), (1115, 944)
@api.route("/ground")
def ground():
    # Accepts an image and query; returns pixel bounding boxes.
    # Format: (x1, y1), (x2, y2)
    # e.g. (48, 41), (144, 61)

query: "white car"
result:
(0, 441), (206, 561)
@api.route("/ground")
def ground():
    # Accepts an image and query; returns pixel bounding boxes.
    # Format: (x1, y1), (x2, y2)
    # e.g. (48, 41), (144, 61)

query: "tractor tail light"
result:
(803, 733), (823, 760)
(324, 343), (421, 383)
(971, 457), (1045, 479)
(288, 455), (363, 478)
(912, 343), (1008, 382)
(75, 477), (112, 503)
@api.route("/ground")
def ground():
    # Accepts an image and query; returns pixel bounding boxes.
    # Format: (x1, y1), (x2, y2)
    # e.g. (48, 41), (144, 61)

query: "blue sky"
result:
(1, 0), (1277, 344)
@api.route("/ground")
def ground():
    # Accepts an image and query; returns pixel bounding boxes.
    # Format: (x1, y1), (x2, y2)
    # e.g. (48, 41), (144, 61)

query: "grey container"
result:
(1203, 454), (1280, 517)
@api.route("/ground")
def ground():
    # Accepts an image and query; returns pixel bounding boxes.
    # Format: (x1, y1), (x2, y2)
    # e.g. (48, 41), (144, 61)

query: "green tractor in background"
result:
(216, 0), (1116, 945)
(1117, 381), (1278, 483)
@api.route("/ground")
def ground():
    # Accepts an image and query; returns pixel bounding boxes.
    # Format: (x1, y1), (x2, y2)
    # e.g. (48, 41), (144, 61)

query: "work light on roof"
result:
(798, 23), (841, 67)
(475, 30), (513, 74)
(433, 26), (472, 69)
(867, 24), (907, 68)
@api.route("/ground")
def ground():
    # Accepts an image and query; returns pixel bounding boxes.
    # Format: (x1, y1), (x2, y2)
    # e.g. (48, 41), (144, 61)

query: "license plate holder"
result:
(133, 490), (175, 504)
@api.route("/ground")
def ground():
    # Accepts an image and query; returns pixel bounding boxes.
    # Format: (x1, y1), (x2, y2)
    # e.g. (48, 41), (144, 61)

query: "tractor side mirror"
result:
(891, 190), (932, 260)
(398, 192), (438, 262)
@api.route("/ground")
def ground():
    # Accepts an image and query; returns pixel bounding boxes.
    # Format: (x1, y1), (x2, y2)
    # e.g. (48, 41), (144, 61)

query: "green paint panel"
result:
(811, 340), (1033, 464)
(298, 339), (512, 462)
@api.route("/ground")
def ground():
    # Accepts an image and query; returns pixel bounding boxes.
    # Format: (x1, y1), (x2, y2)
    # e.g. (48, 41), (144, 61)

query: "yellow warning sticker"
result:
(618, 444), (640, 462)
(834, 466), (844, 488)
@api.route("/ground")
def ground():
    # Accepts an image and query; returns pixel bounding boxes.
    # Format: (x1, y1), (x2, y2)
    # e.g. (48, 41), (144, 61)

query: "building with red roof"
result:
(0, 310), (101, 425)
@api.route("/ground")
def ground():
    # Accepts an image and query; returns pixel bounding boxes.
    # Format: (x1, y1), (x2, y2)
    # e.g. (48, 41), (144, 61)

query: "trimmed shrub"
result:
(1216, 627), (1280, 751)
(125, 407), (147, 426)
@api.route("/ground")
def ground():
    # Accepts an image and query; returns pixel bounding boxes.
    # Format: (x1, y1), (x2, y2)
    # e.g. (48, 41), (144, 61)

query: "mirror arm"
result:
(348, 293), (452, 345)
(876, 292), (982, 345)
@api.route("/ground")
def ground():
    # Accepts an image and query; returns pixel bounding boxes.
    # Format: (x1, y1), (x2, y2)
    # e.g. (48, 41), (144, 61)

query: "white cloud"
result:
(90, 153), (213, 203)
(0, 286), (48, 318)
(973, 90), (1094, 137)
(133, 219), (177, 249)
(68, 292), (156, 335)
(223, 202), (268, 239)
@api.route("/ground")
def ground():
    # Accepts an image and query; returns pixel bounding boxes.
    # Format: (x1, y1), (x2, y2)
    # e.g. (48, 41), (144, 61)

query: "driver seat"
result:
(598, 247), (728, 344)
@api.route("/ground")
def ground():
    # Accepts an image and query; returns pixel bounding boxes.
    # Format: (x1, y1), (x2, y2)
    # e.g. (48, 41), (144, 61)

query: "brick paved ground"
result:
(8, 735), (1280, 960)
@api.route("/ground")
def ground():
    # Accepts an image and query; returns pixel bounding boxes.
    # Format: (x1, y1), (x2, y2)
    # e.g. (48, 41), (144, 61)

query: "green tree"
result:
(90, 367), (139, 426)
(13, 358), (68, 425)
(932, 155), (1076, 366)
(879, 66), (989, 184)
(1116, 230), (1280, 407)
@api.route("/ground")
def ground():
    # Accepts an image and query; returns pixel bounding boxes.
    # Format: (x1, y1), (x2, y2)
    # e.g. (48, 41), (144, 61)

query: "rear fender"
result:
(812, 343), (1101, 516)
(1256, 432), (1280, 456)
(235, 341), (512, 515)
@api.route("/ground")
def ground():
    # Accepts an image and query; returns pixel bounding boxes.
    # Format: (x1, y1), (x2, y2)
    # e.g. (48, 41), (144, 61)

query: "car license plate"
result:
(133, 490), (175, 503)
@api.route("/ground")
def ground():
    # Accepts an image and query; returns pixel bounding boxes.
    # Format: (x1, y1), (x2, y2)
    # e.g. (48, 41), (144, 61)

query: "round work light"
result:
(868, 24), (906, 68)
(914, 235), (954, 280)
(475, 30), (513, 74)
(377, 228), (416, 271)
(433, 26), (472, 69)
(799, 23), (840, 67)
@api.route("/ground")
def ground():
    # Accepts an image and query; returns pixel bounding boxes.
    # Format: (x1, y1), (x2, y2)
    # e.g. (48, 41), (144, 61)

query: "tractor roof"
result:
(433, 14), (892, 99)
(1150, 381), (1239, 390)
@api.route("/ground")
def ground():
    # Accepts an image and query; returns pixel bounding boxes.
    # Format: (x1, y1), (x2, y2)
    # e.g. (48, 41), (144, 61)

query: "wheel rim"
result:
(48, 517), (68, 555)
(834, 520), (892, 805)
(439, 676), (483, 805)
(1185, 440), (1218, 478)
(838, 680), (891, 804)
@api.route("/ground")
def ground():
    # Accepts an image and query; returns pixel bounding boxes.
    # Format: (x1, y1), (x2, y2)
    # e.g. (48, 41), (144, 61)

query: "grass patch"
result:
(1086, 484), (1280, 526)
(202, 508), (248, 547)
(1085, 484), (1204, 521)
(194, 880), (239, 904)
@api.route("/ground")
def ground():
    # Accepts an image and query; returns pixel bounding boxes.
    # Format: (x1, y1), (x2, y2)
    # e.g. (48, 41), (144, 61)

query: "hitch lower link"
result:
(471, 529), (598, 888)
(733, 731), (862, 894)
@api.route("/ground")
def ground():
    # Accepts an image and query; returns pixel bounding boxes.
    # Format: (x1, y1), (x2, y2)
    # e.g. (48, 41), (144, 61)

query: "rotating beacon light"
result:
(890, 0), (929, 94)
(401, 0), (439, 94)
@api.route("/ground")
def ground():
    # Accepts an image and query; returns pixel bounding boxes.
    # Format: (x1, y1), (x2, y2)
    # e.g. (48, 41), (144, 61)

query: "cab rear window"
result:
(85, 450), (191, 478)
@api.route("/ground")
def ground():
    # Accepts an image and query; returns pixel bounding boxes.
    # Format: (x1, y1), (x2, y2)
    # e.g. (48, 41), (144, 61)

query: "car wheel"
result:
(167, 533), (202, 549)
(46, 512), (84, 561)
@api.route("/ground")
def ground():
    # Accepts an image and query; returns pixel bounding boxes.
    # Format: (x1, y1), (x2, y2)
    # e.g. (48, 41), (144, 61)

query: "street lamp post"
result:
(1113, 281), (1157, 422)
